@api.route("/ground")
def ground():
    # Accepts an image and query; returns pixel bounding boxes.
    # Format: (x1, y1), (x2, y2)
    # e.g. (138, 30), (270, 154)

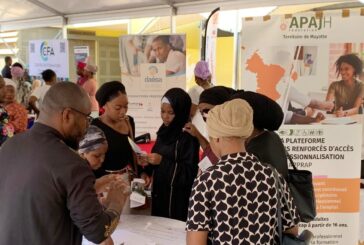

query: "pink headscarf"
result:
(194, 61), (211, 80)
(11, 66), (24, 80)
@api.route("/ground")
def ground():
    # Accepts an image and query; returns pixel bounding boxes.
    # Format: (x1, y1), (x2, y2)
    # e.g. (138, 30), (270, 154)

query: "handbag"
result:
(286, 153), (316, 223)
(271, 167), (312, 245)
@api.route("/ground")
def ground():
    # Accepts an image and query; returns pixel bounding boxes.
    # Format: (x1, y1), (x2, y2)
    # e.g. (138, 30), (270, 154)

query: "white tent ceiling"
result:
(0, 0), (360, 31)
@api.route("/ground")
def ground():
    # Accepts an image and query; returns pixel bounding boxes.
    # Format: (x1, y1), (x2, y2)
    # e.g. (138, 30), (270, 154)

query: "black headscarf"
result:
(231, 90), (283, 131)
(157, 88), (191, 143)
(199, 86), (236, 105)
(96, 81), (126, 107)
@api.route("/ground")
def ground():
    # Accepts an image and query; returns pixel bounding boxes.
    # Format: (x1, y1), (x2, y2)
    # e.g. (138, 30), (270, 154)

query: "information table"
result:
(83, 214), (186, 245)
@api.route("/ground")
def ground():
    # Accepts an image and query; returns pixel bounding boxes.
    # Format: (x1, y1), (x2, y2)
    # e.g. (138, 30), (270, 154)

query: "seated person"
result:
(3, 82), (28, 133)
(326, 53), (364, 117)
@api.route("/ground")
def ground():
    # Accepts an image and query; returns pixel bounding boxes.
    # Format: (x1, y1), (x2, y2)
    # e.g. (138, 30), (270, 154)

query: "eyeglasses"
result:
(69, 107), (93, 124)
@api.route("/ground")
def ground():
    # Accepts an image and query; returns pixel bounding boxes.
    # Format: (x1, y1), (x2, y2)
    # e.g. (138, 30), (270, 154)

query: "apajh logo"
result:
(40, 41), (55, 61)
(280, 16), (332, 32)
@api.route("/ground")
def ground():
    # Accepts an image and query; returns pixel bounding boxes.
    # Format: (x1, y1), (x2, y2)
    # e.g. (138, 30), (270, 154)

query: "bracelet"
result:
(345, 111), (348, 117)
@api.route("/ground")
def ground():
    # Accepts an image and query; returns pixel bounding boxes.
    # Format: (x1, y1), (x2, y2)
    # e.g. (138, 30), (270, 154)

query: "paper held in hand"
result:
(128, 137), (144, 154)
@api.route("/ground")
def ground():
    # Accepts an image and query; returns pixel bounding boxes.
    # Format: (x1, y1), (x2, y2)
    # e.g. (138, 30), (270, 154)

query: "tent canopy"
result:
(0, 0), (356, 31)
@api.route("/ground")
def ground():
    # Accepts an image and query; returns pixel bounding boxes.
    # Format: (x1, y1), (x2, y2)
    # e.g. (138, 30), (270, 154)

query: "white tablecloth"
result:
(83, 215), (186, 245)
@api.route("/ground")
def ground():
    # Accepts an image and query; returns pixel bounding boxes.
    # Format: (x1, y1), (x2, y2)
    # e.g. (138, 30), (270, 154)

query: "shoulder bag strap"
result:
(284, 147), (298, 171)
(272, 167), (283, 245)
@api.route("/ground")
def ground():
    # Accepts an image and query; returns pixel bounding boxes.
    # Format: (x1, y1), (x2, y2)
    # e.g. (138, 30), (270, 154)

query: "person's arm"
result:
(184, 122), (209, 150)
(166, 51), (184, 75)
(28, 95), (39, 115)
(187, 231), (208, 245)
(279, 176), (300, 236)
(94, 174), (119, 193)
(190, 103), (198, 118)
(290, 112), (325, 124)
(186, 176), (211, 244)
(325, 82), (335, 103)
(64, 160), (129, 244)
(335, 106), (360, 117)
(335, 84), (364, 117)
(308, 100), (334, 111)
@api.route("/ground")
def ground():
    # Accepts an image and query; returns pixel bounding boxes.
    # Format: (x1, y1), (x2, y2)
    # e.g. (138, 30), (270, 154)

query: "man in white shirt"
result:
(151, 36), (185, 76)
(29, 69), (57, 116)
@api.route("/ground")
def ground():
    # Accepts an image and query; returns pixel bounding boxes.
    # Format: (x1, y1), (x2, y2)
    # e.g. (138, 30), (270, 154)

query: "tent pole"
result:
(170, 7), (176, 33)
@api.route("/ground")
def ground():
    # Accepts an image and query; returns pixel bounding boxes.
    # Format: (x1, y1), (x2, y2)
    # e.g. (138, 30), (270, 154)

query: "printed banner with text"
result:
(120, 35), (186, 139)
(29, 39), (69, 78)
(241, 12), (363, 245)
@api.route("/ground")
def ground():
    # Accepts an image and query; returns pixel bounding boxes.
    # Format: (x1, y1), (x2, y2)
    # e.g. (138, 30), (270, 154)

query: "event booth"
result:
(0, 0), (363, 244)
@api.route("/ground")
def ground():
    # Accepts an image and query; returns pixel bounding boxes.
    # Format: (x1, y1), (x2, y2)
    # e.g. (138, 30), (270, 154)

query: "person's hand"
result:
(140, 173), (152, 188)
(147, 153), (162, 165)
(100, 237), (114, 245)
(106, 180), (131, 212)
(314, 112), (325, 122)
(95, 174), (119, 193)
(310, 100), (334, 111)
(335, 107), (345, 117)
(322, 101), (334, 111)
(304, 107), (314, 117)
(183, 122), (199, 137)
(136, 153), (148, 167)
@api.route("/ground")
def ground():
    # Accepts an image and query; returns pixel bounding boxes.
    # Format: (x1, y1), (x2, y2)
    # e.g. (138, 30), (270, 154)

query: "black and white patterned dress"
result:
(186, 152), (299, 244)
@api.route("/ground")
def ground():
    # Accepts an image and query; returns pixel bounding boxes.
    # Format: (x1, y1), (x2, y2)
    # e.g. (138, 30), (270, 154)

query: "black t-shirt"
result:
(92, 117), (135, 177)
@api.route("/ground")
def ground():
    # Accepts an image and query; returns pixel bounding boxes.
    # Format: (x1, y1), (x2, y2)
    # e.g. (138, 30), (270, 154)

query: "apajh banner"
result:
(241, 11), (363, 245)
(119, 34), (186, 139)
(28, 39), (69, 78)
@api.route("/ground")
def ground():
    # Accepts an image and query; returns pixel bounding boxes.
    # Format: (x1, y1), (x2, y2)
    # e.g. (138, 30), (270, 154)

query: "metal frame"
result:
(0, 0), (352, 29)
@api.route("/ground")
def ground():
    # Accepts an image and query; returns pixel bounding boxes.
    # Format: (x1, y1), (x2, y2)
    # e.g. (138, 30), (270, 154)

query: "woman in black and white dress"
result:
(186, 99), (299, 245)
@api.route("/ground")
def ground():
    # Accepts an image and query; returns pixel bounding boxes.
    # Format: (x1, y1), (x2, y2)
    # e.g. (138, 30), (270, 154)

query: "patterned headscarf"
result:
(78, 125), (107, 154)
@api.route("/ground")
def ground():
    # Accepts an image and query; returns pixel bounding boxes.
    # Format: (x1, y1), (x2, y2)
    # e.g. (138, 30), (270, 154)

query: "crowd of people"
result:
(0, 52), (363, 244)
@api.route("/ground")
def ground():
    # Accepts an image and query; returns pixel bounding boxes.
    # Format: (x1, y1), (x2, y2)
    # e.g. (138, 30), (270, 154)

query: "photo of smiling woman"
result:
(142, 88), (199, 221)
(326, 53), (364, 117)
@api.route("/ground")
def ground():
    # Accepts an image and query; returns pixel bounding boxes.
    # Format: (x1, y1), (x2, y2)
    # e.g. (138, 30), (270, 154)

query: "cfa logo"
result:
(40, 41), (55, 61)
(281, 16), (332, 31)
(148, 66), (158, 76)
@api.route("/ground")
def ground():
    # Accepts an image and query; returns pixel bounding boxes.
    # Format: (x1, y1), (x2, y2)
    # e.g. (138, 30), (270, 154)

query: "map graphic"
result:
(245, 51), (285, 101)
